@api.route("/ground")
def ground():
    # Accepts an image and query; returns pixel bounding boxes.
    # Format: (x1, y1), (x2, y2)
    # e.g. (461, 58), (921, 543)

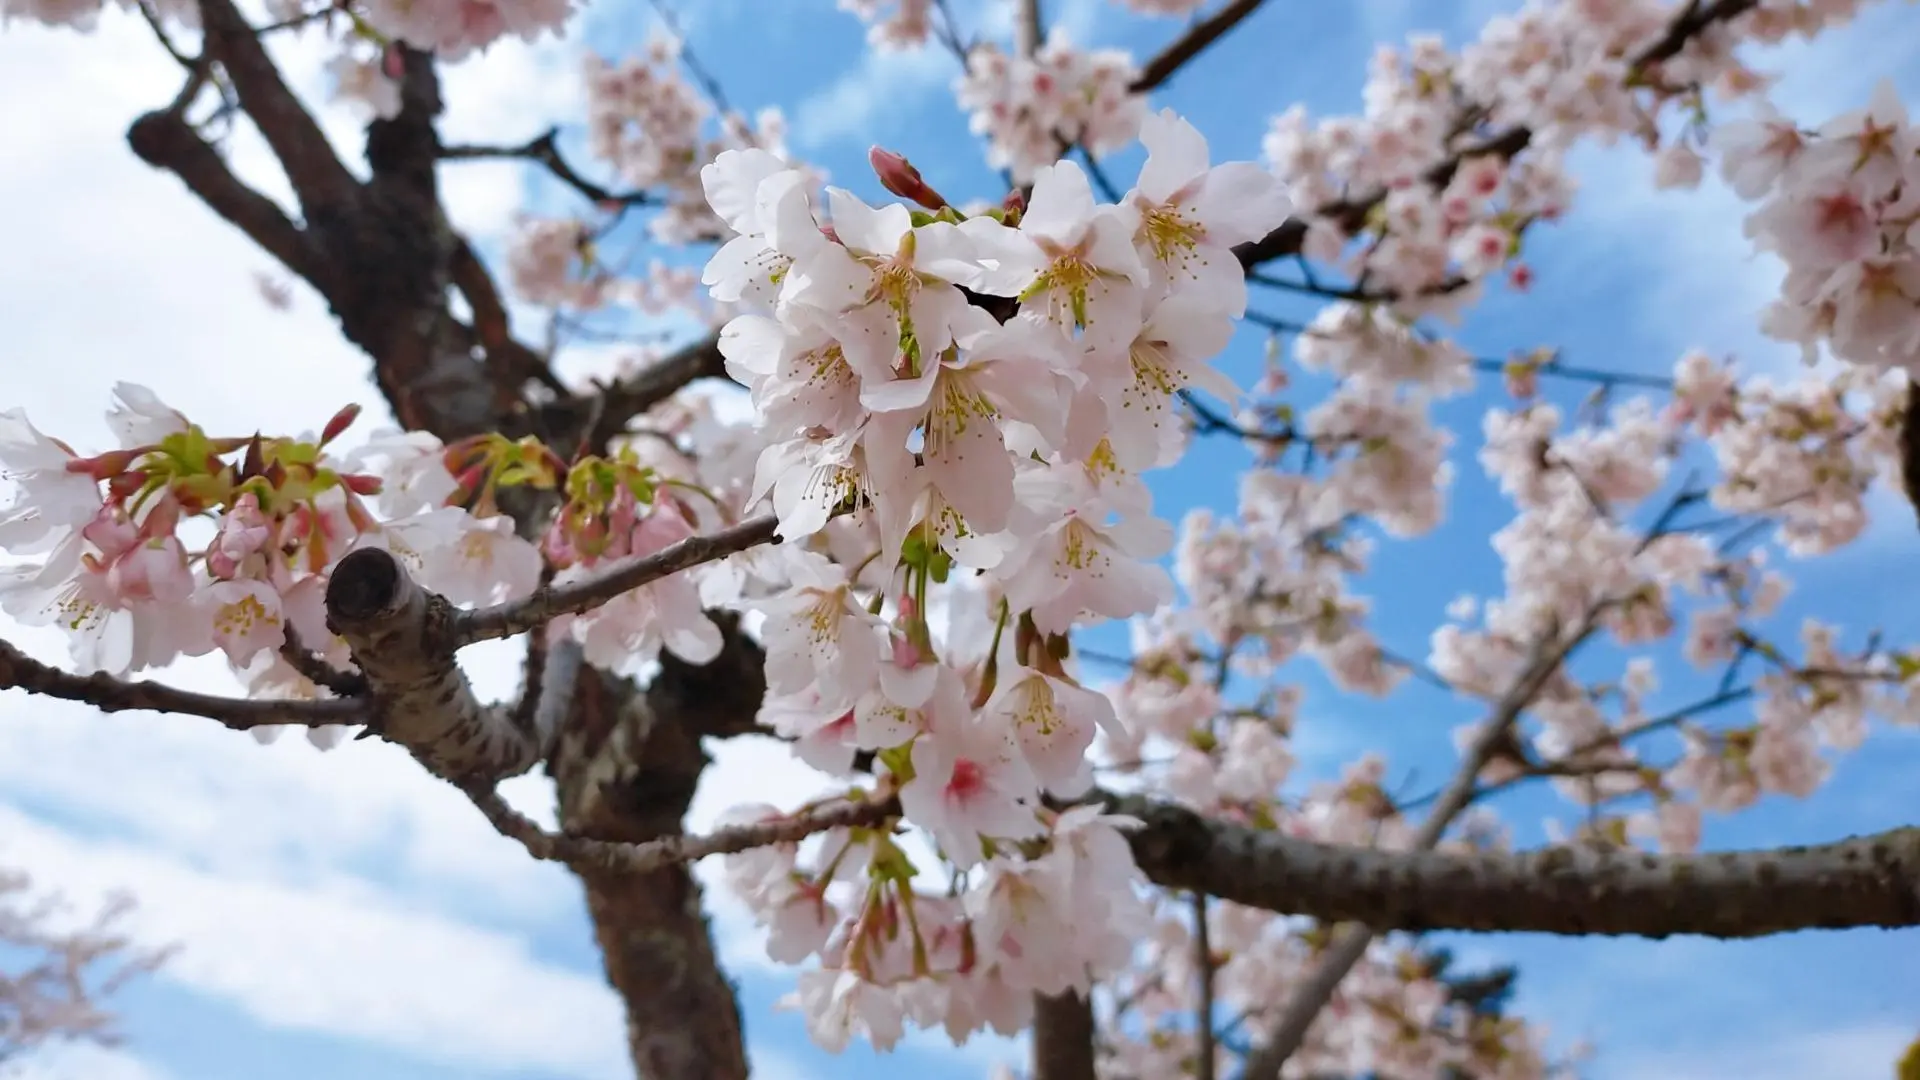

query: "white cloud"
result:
(793, 44), (960, 150)
(1600, 1021), (1911, 1080)
(0, 665), (575, 927)
(0, 807), (630, 1079)
(4, 1042), (176, 1080)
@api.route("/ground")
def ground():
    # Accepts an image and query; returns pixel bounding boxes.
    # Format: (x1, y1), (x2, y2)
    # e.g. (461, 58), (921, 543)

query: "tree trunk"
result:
(551, 668), (749, 1079)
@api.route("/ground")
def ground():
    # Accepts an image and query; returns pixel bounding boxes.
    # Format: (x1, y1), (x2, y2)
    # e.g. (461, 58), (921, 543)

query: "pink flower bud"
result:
(321, 403), (363, 445)
(868, 147), (948, 210)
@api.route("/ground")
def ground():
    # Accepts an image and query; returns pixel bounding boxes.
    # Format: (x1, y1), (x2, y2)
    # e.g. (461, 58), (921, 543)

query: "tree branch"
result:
(125, 108), (326, 287)
(529, 636), (584, 758)
(1121, 799), (1920, 938)
(194, 0), (358, 218)
(1231, 0), (1753, 273)
(1239, 629), (1583, 1078)
(441, 128), (656, 208)
(550, 332), (732, 452)
(322, 546), (539, 785)
(1193, 891), (1216, 1080)
(1014, 0), (1043, 57)
(1129, 0), (1268, 93)
(1031, 989), (1099, 1080)
(449, 233), (570, 401)
(0, 639), (363, 731)
(464, 785), (897, 873)
(453, 514), (781, 646)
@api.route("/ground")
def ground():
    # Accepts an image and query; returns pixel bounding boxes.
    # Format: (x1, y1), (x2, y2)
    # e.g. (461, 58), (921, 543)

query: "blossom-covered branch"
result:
(1232, 0), (1759, 274)
(1120, 798), (1920, 938)
(453, 514), (779, 645)
(0, 638), (363, 732)
(465, 785), (898, 873)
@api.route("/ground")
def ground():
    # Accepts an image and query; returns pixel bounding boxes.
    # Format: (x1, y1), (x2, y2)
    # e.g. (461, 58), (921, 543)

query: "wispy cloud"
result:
(793, 44), (960, 150)
(0, 807), (631, 1078)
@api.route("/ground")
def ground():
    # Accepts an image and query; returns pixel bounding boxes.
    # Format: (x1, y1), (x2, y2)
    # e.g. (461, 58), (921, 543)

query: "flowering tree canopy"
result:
(3, 0), (1920, 1076)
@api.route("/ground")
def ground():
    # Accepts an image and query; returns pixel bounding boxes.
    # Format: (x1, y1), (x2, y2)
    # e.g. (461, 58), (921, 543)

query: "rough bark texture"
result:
(548, 617), (769, 1079)
(325, 547), (537, 785)
(1123, 799), (1920, 938)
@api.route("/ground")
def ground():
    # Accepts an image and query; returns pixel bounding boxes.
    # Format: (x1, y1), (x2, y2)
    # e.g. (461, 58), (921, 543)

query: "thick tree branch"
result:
(449, 234), (570, 401)
(0, 639), (363, 731)
(323, 547), (538, 785)
(364, 46), (443, 206)
(125, 108), (326, 286)
(1031, 990), (1099, 1080)
(1121, 799), (1920, 938)
(1129, 0), (1268, 93)
(453, 514), (780, 645)
(194, 0), (358, 218)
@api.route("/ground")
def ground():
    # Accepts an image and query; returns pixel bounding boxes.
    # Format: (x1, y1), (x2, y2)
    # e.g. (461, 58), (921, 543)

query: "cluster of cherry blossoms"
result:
(681, 109), (1298, 1050)
(1710, 80), (1920, 375)
(1258, 0), (1883, 307)
(954, 31), (1148, 182)
(0, 385), (786, 749)
(836, 0), (936, 50)
(0, 393), (538, 741)
(582, 36), (797, 244)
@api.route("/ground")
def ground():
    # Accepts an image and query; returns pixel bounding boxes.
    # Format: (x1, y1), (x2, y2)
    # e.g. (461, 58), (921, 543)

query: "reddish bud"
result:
(321, 403), (362, 445)
(868, 147), (948, 211)
(107, 472), (145, 501)
(454, 462), (489, 496)
(341, 472), (384, 496)
(1001, 188), (1026, 226)
(381, 43), (406, 81)
(66, 448), (138, 480)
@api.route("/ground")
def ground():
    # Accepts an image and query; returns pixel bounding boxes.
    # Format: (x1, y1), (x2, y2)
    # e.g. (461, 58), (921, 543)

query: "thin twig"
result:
(453, 514), (783, 645)
(442, 129), (655, 208)
(1129, 0), (1269, 93)
(0, 639), (365, 731)
(464, 785), (899, 873)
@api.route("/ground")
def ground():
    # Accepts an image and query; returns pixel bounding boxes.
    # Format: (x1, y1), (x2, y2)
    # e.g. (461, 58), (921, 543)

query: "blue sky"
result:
(0, 1), (1917, 1079)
